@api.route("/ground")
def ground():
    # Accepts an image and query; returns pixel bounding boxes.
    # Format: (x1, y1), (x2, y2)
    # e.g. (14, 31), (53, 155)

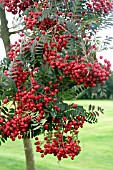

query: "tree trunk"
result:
(0, 8), (36, 170)
(23, 139), (36, 170)
(0, 8), (10, 53)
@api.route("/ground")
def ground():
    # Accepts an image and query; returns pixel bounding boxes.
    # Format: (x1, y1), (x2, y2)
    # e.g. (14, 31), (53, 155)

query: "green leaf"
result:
(0, 72), (17, 96)
(33, 126), (41, 131)
(33, 129), (41, 137)
(9, 108), (15, 114)
(1, 138), (6, 143)
(1, 108), (7, 115)
(92, 105), (95, 111)
(40, 119), (46, 125)
(50, 111), (56, 118)
(75, 106), (86, 116)
(3, 107), (8, 112)
(89, 104), (92, 111)
(57, 103), (69, 112)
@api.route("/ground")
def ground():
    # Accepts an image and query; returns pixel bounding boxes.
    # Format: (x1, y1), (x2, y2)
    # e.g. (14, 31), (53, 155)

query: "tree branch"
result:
(0, 7), (10, 52)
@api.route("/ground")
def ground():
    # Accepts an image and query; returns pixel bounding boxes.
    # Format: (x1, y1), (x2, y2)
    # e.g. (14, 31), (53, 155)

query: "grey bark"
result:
(23, 139), (36, 170)
(0, 7), (10, 53)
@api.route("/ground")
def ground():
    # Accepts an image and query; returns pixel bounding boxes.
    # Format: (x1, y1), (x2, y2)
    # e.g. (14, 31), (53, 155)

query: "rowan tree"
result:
(0, 0), (112, 165)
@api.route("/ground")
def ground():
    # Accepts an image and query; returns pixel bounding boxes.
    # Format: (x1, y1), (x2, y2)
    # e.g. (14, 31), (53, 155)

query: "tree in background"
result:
(105, 72), (113, 98)
(0, 0), (112, 170)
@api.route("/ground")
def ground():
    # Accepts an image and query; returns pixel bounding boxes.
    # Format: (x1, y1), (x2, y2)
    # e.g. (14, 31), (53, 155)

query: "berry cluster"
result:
(34, 115), (85, 160)
(0, 0), (32, 14)
(35, 133), (81, 160)
(7, 40), (22, 60)
(86, 0), (112, 13)
(8, 60), (29, 88)
(0, 115), (31, 141)
(43, 35), (69, 69)
(24, 11), (57, 30)
(63, 115), (85, 133)
(14, 81), (60, 116)
(64, 58), (111, 87)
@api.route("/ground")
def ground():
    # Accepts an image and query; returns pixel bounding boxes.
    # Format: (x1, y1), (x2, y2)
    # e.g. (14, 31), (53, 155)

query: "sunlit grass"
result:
(0, 100), (113, 170)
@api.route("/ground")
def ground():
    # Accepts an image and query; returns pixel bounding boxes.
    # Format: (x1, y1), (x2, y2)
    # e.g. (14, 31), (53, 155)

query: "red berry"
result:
(44, 124), (49, 130)
(3, 99), (8, 104)
(73, 104), (77, 108)
(41, 154), (44, 158)
(99, 56), (103, 59)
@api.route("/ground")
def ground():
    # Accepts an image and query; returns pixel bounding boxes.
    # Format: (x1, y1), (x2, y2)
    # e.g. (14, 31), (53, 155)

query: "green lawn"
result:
(0, 100), (113, 170)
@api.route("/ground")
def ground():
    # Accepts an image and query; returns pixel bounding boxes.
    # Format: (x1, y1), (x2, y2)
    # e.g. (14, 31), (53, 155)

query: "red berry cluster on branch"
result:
(24, 11), (57, 30)
(34, 115), (85, 160)
(35, 133), (81, 160)
(8, 60), (29, 87)
(0, 0), (32, 14)
(86, 0), (112, 13)
(0, 115), (31, 141)
(64, 58), (111, 87)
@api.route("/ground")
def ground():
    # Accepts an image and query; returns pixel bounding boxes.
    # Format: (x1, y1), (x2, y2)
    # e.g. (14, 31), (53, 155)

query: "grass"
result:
(0, 100), (113, 170)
